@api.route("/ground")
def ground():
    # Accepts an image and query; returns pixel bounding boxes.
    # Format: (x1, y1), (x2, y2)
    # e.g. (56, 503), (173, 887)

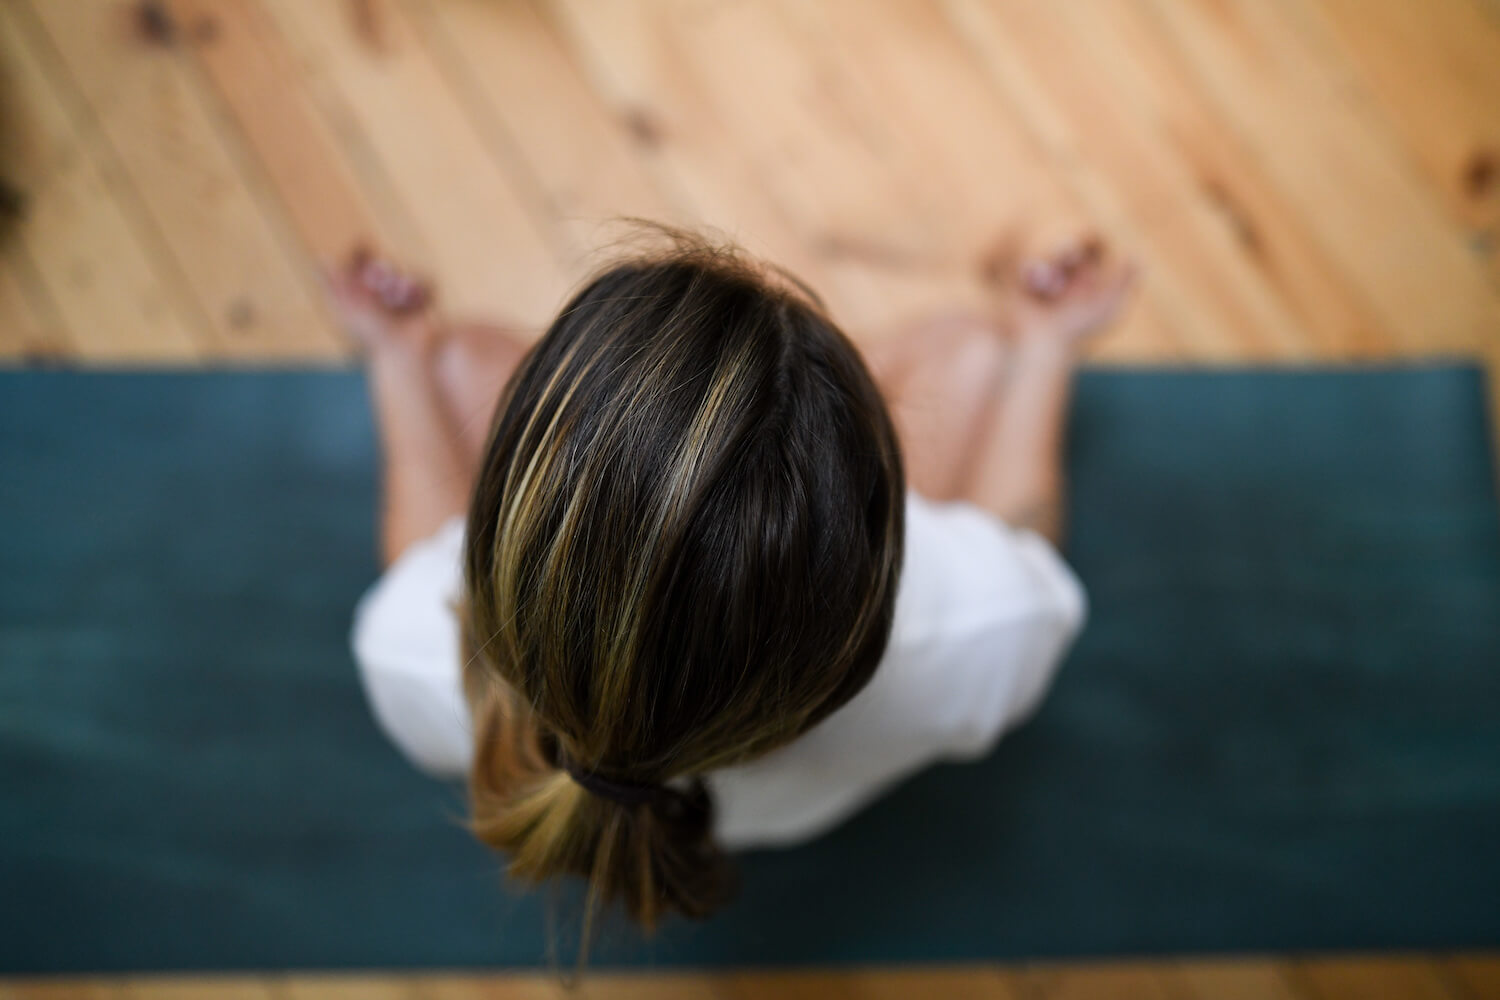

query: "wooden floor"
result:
(3, 958), (1500, 1000)
(2, 0), (1498, 996)
(3, 0), (1498, 367)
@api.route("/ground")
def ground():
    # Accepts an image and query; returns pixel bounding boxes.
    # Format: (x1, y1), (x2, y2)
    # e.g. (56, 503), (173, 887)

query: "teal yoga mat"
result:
(1, 366), (1498, 973)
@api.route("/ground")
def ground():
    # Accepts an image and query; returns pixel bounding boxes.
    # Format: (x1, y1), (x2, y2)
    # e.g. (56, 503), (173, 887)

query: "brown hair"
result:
(460, 232), (904, 935)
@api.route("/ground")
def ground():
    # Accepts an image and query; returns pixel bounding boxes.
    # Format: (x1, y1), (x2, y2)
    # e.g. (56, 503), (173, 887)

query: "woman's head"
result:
(461, 232), (903, 930)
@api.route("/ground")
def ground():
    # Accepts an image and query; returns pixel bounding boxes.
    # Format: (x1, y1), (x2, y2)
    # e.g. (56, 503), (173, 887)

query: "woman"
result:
(329, 229), (1136, 928)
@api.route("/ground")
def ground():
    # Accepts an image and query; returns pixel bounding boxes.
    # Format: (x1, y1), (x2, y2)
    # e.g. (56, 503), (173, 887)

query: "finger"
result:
(1021, 258), (1068, 300)
(355, 254), (433, 316)
(358, 257), (397, 297)
(1053, 242), (1088, 277)
(369, 268), (431, 314)
(385, 277), (433, 316)
(1052, 234), (1104, 279)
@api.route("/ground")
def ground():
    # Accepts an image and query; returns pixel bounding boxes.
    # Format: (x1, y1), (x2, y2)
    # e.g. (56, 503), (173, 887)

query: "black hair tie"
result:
(558, 750), (664, 809)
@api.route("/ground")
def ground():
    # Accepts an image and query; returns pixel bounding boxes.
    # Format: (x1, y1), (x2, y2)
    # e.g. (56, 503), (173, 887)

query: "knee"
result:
(434, 326), (530, 441)
(873, 312), (1008, 394)
(950, 323), (1008, 369)
(445, 323), (529, 375)
(932, 321), (1010, 393)
(888, 319), (1010, 426)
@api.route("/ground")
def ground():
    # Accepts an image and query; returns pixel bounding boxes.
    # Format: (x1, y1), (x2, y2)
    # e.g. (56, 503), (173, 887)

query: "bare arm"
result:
(963, 336), (1076, 543)
(324, 256), (470, 567)
(366, 343), (471, 566)
(958, 240), (1137, 546)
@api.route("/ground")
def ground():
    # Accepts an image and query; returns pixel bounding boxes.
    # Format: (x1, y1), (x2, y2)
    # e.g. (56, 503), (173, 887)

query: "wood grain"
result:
(168, 0), (392, 266)
(410, 0), (685, 266)
(1140, 0), (1500, 357)
(0, 0), (198, 360)
(1, 0), (1496, 995)
(1293, 955), (1457, 1000)
(260, 0), (566, 325)
(20, 0), (341, 359)
(7, 956), (1498, 999)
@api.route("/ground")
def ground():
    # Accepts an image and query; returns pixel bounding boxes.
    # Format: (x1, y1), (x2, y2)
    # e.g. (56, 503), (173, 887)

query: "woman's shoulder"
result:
(838, 491), (1089, 758)
(891, 490), (1087, 651)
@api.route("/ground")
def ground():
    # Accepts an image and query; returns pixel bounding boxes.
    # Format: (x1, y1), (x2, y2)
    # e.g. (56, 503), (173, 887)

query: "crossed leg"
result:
(431, 322), (531, 469)
(330, 237), (1129, 565)
(335, 283), (1020, 564)
(322, 257), (532, 566)
(413, 306), (1013, 506)
(863, 313), (1012, 502)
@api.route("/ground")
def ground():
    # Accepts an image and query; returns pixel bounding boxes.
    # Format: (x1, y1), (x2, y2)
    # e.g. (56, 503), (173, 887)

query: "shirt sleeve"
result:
(348, 516), (472, 777)
(899, 494), (1088, 759)
(710, 493), (1087, 849)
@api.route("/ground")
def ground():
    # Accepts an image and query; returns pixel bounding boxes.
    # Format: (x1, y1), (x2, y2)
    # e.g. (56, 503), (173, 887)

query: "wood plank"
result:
(260, 0), (566, 326)
(643, 0), (970, 333)
(123, 980), (280, 1000)
(1314, 0), (1500, 264)
(163, 0), (353, 361)
(776, 0), (1174, 364)
(166, 0), (394, 267)
(1017, 961), (1177, 1000)
(0, 251), (65, 361)
(205, 0), (435, 269)
(782, 0), (1082, 255)
(1140, 0), (1500, 357)
(544, 0), (860, 332)
(277, 971), (730, 1000)
(21, 0), (341, 360)
(568, 972), (735, 1000)
(412, 973), (561, 1000)
(0, 0), (199, 361)
(278, 976), (414, 1000)
(1, 981), (286, 1000)
(1292, 956), (1459, 1000)
(407, 0), (687, 268)
(1290, 953), (1464, 1000)
(1447, 955), (1500, 999)
(724, 967), (1018, 1000)
(1173, 958), (1310, 1000)
(1, 985), (128, 1000)
(655, 2), (935, 254)
(941, 0), (1224, 364)
(946, 0), (1317, 364)
(6, 961), (1500, 999)
(1049, 0), (1400, 360)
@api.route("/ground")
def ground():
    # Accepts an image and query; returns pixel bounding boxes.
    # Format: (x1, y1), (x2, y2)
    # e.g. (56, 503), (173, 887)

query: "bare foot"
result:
(321, 246), (439, 353)
(1011, 236), (1138, 351)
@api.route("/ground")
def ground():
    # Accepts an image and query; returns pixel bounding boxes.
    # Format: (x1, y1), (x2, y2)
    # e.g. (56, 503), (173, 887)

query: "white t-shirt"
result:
(350, 492), (1086, 850)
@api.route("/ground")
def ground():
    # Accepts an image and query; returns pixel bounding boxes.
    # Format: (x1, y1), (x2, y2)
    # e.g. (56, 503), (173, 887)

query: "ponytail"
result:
(465, 674), (736, 929)
(460, 231), (904, 938)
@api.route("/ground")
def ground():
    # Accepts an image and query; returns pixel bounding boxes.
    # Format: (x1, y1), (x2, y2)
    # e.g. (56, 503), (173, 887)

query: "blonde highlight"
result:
(460, 229), (904, 938)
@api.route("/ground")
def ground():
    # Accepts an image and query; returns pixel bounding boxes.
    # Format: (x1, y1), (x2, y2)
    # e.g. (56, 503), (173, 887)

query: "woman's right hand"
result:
(1012, 236), (1139, 352)
(321, 246), (438, 354)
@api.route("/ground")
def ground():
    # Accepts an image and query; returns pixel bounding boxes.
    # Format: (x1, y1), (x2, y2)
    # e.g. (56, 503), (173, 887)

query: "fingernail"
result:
(388, 282), (432, 316)
(1022, 260), (1065, 298)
